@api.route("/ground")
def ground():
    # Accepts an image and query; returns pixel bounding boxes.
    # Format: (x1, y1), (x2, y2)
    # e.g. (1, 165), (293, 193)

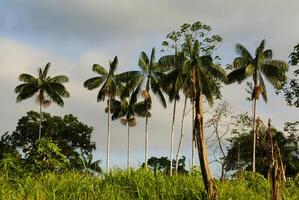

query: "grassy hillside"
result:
(0, 169), (298, 200)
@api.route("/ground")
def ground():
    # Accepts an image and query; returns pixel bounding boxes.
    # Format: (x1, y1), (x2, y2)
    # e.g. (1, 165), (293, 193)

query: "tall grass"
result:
(0, 169), (298, 200)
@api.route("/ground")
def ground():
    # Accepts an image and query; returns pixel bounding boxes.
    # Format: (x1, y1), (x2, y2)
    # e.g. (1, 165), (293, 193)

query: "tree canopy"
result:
(0, 111), (98, 172)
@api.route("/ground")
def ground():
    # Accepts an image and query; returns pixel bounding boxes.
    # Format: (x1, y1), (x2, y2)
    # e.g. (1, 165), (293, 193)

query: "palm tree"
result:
(80, 153), (102, 174)
(227, 39), (288, 172)
(83, 56), (123, 173)
(185, 39), (227, 199)
(110, 95), (149, 169)
(15, 63), (70, 140)
(124, 48), (167, 169)
(159, 49), (188, 175)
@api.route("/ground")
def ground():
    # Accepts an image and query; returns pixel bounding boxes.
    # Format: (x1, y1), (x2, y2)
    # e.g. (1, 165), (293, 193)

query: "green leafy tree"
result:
(142, 156), (188, 175)
(0, 111), (96, 171)
(84, 56), (123, 173)
(227, 40), (288, 172)
(225, 114), (299, 178)
(15, 63), (70, 140)
(283, 43), (299, 107)
(27, 138), (69, 172)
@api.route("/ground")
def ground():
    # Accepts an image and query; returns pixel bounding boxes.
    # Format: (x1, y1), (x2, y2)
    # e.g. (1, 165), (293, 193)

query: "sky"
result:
(0, 0), (298, 174)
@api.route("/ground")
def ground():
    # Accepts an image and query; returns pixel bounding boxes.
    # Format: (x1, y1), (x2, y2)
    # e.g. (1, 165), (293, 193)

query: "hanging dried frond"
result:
(120, 118), (127, 126)
(128, 117), (137, 127)
(141, 90), (150, 100)
(35, 93), (45, 105)
(42, 100), (51, 108)
(252, 85), (263, 100)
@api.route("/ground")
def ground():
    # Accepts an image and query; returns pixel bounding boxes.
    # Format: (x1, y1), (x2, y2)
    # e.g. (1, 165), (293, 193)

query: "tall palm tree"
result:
(185, 39), (227, 199)
(110, 95), (149, 169)
(124, 48), (167, 169)
(83, 56), (123, 173)
(15, 63), (70, 140)
(227, 39), (288, 172)
(159, 49), (189, 175)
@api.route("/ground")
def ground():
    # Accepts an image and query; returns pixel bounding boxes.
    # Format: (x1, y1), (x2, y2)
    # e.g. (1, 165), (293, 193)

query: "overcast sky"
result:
(0, 0), (298, 173)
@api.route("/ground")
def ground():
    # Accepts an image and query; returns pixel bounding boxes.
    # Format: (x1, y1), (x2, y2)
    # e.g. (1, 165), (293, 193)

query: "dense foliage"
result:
(0, 111), (99, 173)
(225, 113), (299, 177)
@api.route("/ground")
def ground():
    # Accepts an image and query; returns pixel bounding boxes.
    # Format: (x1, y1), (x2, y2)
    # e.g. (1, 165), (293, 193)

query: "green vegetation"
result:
(1, 21), (298, 199)
(0, 170), (298, 200)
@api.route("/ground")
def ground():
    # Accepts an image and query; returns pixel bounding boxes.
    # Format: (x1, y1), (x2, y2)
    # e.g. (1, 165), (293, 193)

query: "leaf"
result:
(42, 63), (51, 78)
(138, 51), (149, 72)
(19, 74), (36, 83)
(83, 76), (106, 90)
(50, 75), (69, 83)
(245, 64), (254, 76)
(92, 64), (108, 75)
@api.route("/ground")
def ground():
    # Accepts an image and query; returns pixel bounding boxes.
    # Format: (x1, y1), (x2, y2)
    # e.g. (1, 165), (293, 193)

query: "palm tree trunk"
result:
(194, 92), (218, 200)
(175, 96), (187, 173)
(127, 122), (131, 170)
(252, 97), (257, 173)
(144, 114), (149, 169)
(169, 99), (177, 176)
(191, 99), (195, 171)
(39, 101), (42, 140)
(106, 98), (111, 173)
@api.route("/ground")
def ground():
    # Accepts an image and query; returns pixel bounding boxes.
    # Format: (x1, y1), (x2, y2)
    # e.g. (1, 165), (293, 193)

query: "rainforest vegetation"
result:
(0, 21), (298, 200)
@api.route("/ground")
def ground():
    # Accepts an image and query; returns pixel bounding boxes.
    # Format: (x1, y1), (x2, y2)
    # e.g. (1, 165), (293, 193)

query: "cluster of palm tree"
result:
(15, 38), (288, 199)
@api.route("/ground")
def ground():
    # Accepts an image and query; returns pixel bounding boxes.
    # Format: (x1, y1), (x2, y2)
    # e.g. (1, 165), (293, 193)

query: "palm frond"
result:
(97, 83), (108, 102)
(263, 49), (273, 59)
(198, 68), (214, 106)
(201, 55), (227, 83)
(50, 75), (69, 83)
(16, 85), (39, 102)
(47, 90), (64, 107)
(92, 64), (108, 75)
(235, 44), (253, 61)
(149, 48), (156, 69)
(83, 76), (106, 90)
(19, 74), (36, 83)
(150, 79), (167, 108)
(227, 67), (248, 84)
(158, 55), (175, 69)
(42, 63), (51, 79)
(232, 57), (249, 69)
(15, 83), (31, 93)
(134, 101), (151, 117)
(109, 56), (118, 73)
(261, 63), (288, 89)
(138, 52), (149, 72)
(259, 75), (268, 102)
(129, 79), (144, 105)
(48, 82), (70, 98)
(264, 60), (288, 72)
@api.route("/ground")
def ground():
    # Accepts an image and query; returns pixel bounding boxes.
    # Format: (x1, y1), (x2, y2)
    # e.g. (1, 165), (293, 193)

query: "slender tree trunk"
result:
(175, 96), (187, 173)
(191, 99), (195, 171)
(144, 114), (149, 169)
(106, 98), (111, 173)
(127, 122), (131, 170)
(169, 99), (177, 176)
(39, 101), (42, 140)
(194, 92), (218, 200)
(252, 97), (257, 172)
